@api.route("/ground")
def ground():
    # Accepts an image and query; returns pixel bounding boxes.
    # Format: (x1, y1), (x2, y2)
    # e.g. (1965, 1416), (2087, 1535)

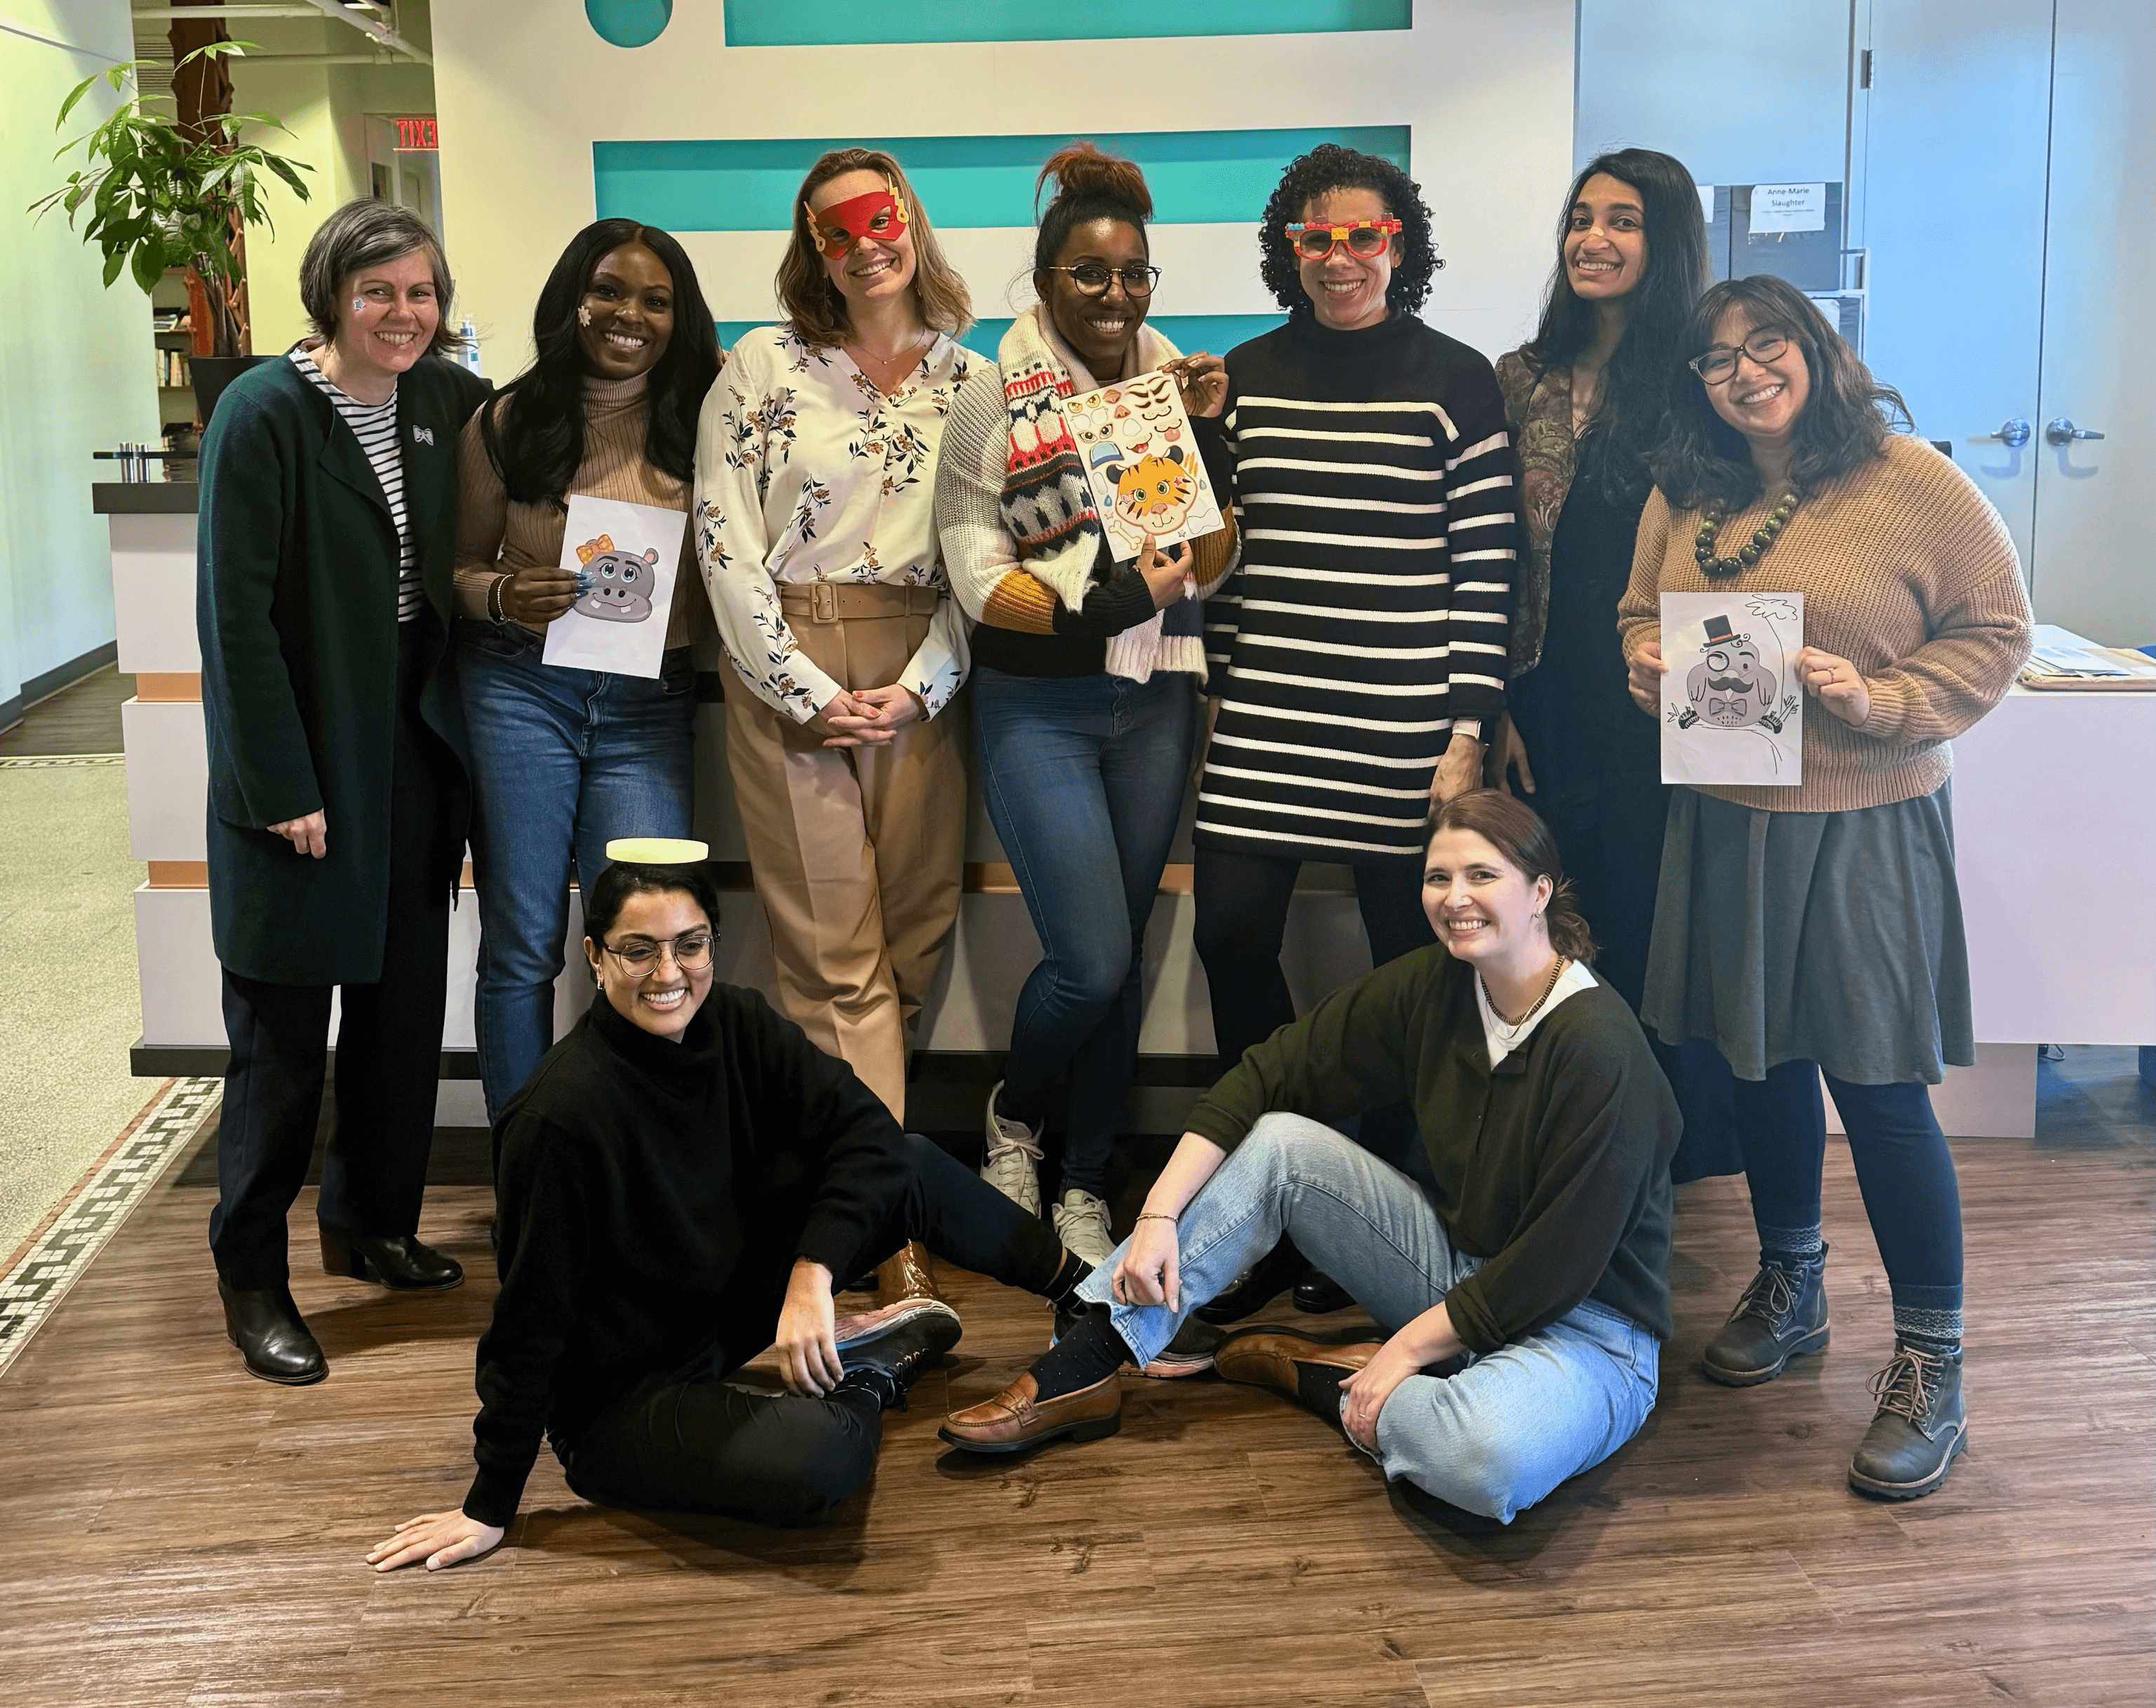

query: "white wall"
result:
(0, 0), (162, 711)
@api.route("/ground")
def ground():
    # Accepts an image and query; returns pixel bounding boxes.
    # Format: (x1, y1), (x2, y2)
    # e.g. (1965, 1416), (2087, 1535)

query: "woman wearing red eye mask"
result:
(695, 148), (976, 1309)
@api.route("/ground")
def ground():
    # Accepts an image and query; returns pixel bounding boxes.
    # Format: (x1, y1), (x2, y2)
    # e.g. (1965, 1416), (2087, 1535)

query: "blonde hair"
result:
(776, 149), (972, 349)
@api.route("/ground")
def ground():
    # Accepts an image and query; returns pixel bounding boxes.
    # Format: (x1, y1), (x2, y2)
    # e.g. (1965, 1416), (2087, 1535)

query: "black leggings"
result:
(561, 1134), (1066, 1525)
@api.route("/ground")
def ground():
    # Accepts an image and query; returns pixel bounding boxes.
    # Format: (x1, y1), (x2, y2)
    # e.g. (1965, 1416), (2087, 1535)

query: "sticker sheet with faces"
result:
(541, 494), (690, 678)
(1062, 369), (1225, 564)
(1659, 591), (1805, 786)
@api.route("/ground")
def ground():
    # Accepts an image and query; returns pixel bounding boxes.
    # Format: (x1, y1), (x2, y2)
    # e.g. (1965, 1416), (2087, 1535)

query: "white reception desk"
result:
(102, 485), (2155, 1136)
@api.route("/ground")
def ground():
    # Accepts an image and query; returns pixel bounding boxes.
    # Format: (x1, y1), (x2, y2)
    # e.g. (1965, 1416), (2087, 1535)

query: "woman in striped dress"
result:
(1190, 144), (1518, 1190)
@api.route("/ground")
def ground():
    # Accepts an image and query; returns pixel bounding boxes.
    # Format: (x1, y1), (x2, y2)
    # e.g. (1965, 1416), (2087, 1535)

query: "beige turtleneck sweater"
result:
(1617, 433), (2031, 814)
(454, 370), (708, 650)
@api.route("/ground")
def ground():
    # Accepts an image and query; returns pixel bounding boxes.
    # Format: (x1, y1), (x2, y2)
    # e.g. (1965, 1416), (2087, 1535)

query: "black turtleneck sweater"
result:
(462, 986), (911, 1527)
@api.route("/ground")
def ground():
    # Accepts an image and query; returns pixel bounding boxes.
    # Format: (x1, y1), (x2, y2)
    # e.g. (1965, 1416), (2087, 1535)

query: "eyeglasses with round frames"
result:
(601, 930), (716, 979)
(1285, 218), (1402, 262)
(1689, 328), (1791, 385)
(1042, 262), (1161, 299)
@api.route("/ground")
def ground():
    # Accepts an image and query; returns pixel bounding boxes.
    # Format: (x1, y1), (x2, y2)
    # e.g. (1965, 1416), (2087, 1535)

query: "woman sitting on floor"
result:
(940, 792), (1682, 1526)
(369, 844), (1093, 1571)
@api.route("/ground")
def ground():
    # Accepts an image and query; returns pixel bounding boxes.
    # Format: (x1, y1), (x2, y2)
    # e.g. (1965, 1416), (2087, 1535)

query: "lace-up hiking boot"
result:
(1051, 1188), (1116, 1265)
(835, 1298), (963, 1409)
(981, 1082), (1043, 1216)
(1848, 1342), (1967, 1500)
(1700, 1249), (1829, 1386)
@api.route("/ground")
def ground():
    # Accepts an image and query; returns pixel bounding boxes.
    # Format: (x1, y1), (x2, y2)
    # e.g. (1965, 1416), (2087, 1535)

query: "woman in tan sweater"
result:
(454, 220), (721, 1122)
(1618, 276), (2030, 1502)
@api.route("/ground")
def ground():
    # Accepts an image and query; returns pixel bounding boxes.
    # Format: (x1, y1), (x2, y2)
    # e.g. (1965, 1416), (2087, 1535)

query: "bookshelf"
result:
(151, 269), (199, 462)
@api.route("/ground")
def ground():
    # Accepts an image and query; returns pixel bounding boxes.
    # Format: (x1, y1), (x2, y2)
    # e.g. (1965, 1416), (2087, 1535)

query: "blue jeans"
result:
(1080, 1113), (1662, 1522)
(457, 621), (696, 1119)
(972, 666), (1197, 1195)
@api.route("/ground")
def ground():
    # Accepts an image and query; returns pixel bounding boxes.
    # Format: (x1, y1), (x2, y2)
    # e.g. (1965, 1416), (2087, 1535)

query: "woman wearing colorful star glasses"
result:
(1618, 274), (2033, 1502)
(695, 147), (977, 1309)
(1184, 144), (1520, 1317)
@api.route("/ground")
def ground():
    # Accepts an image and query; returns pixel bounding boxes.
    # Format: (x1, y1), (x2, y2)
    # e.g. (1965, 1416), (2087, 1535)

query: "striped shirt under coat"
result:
(1197, 311), (1518, 862)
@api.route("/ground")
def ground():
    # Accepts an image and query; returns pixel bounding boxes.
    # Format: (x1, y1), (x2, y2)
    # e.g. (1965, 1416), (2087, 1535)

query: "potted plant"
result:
(30, 39), (313, 423)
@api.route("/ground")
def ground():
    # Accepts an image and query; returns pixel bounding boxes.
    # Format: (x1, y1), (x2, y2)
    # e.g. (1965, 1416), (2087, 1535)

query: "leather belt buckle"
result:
(810, 581), (838, 624)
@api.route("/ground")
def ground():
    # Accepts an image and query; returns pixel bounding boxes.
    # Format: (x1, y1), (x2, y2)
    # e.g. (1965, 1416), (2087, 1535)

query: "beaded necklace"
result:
(1695, 490), (1798, 578)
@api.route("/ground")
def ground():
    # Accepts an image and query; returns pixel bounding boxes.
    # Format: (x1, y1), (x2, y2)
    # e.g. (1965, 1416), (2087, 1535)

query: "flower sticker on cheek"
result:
(807, 182), (909, 257)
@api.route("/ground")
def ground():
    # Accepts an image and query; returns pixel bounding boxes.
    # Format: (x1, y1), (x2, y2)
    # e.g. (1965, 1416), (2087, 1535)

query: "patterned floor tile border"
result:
(0, 754), (126, 768)
(0, 1077), (222, 1381)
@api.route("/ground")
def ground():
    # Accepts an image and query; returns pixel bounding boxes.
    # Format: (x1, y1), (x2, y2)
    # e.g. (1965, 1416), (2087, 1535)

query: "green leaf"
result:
(55, 72), (102, 131)
(103, 248), (127, 288)
(130, 236), (168, 294)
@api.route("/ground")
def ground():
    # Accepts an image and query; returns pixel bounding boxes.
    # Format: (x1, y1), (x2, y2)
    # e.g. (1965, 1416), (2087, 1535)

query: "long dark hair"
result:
(484, 220), (721, 507)
(1424, 790), (1595, 964)
(1521, 148), (1708, 499)
(1654, 274), (1914, 511)
(1257, 143), (1440, 320)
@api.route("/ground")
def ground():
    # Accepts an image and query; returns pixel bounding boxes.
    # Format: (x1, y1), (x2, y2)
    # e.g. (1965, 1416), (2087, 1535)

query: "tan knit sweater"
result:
(454, 371), (708, 650)
(1617, 433), (2032, 813)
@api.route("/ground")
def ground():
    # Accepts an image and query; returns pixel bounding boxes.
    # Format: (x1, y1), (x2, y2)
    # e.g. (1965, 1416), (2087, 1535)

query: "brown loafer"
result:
(1215, 1324), (1384, 1426)
(939, 1369), (1122, 1455)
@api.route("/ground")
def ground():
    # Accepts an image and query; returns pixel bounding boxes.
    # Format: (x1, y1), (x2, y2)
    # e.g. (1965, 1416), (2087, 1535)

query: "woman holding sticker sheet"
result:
(935, 142), (1238, 1279)
(197, 199), (489, 1385)
(698, 149), (975, 1306)
(1181, 144), (1516, 1318)
(454, 220), (722, 1126)
(1617, 275), (2033, 1500)
(1494, 149), (1736, 1183)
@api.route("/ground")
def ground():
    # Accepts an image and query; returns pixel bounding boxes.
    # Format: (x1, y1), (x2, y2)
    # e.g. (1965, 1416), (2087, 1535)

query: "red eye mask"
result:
(807, 184), (909, 257)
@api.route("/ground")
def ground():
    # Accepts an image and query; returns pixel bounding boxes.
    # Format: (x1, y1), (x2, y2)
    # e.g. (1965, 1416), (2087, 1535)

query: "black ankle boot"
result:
(218, 1279), (326, 1385)
(320, 1229), (464, 1291)
(1293, 1271), (1354, 1314)
(1701, 1247), (1828, 1386)
(1848, 1341), (1967, 1500)
(836, 1298), (962, 1408)
(1195, 1238), (1306, 1325)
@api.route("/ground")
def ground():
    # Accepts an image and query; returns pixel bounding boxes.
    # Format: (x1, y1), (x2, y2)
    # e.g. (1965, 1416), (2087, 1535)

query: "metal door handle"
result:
(2044, 418), (2105, 446)
(1978, 418), (2031, 448)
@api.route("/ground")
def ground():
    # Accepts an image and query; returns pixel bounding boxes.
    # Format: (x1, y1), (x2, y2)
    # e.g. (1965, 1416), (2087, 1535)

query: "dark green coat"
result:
(196, 352), (491, 986)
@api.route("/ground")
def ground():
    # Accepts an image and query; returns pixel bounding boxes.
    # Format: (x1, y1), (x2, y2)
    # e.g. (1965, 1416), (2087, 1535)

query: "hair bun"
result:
(1036, 141), (1153, 222)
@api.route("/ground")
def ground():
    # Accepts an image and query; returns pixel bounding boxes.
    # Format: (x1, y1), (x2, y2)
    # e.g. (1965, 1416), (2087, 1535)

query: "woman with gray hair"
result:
(197, 196), (490, 1385)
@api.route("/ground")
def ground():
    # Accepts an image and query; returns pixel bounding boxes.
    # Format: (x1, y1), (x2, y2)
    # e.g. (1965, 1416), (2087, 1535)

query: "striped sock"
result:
(1893, 1302), (1963, 1357)
(1755, 1222), (1825, 1269)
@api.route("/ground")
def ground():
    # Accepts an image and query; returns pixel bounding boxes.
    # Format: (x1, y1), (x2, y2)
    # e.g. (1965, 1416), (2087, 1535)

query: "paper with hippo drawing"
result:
(541, 494), (687, 678)
(1063, 370), (1224, 563)
(1659, 592), (1805, 786)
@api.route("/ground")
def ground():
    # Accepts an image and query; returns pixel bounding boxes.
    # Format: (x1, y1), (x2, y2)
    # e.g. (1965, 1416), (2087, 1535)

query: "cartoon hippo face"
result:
(1108, 445), (1197, 537)
(574, 547), (659, 623)
(1685, 637), (1776, 727)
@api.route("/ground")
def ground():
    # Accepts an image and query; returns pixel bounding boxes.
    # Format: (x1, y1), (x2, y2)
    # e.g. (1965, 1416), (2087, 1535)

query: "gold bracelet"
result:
(1134, 1211), (1177, 1224)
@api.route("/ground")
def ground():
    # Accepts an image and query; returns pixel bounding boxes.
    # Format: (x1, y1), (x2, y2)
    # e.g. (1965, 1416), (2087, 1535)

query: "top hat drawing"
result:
(1703, 614), (1736, 643)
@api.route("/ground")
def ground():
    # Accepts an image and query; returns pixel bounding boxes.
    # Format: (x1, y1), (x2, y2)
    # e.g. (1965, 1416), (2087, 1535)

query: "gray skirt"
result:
(1640, 783), (1974, 1086)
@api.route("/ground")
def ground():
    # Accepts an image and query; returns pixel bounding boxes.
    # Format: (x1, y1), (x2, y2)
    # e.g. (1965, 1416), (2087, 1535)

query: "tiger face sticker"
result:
(1106, 445), (1198, 537)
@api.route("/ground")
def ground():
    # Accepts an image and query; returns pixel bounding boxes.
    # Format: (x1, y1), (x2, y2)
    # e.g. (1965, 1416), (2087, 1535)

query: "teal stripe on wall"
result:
(722, 0), (1410, 46)
(717, 314), (1286, 361)
(596, 128), (1410, 231)
(586, 0), (670, 48)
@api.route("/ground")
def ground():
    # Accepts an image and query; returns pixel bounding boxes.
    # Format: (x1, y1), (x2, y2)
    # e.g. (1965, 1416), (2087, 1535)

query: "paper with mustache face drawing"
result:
(541, 494), (688, 679)
(1660, 591), (1804, 786)
(1064, 370), (1225, 563)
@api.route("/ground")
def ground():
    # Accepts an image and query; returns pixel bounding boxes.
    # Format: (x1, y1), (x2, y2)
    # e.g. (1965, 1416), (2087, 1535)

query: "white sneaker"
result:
(981, 1081), (1043, 1216)
(1052, 1188), (1116, 1265)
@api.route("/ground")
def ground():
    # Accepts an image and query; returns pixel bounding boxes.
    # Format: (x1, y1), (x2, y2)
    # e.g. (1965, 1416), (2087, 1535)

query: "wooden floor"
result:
(2, 1112), (2149, 1707)
(0, 665), (132, 757)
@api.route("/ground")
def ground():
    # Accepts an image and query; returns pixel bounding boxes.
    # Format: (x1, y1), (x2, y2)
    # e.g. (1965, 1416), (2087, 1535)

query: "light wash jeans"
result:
(457, 621), (697, 1119)
(1078, 1112), (1662, 1523)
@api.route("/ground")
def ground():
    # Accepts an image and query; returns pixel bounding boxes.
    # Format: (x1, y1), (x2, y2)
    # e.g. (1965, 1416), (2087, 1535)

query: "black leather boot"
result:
(320, 1228), (464, 1291)
(1848, 1342), (1967, 1500)
(1701, 1247), (1828, 1386)
(1293, 1272), (1355, 1314)
(218, 1279), (326, 1385)
(1195, 1237), (1306, 1325)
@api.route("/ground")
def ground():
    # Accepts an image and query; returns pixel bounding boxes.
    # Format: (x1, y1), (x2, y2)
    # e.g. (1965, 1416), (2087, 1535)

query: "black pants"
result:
(561, 1134), (1066, 1526)
(1191, 845), (1433, 1178)
(210, 668), (453, 1290)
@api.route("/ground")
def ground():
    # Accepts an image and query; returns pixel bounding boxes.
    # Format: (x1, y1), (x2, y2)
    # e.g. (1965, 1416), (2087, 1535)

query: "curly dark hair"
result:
(482, 220), (721, 508)
(1520, 148), (1709, 502)
(1257, 142), (1440, 319)
(1652, 274), (1914, 512)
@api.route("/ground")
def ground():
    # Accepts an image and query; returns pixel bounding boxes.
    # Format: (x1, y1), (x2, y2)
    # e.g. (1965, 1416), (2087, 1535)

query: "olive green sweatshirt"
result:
(1185, 946), (1682, 1353)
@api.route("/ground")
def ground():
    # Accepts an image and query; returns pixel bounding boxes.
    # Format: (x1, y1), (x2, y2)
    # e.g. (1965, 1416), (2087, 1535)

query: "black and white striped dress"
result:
(1197, 312), (1517, 863)
(290, 347), (424, 623)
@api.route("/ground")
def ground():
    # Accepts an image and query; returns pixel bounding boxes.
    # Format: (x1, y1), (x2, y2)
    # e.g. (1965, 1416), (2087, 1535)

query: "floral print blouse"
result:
(1494, 349), (1578, 679)
(695, 323), (973, 722)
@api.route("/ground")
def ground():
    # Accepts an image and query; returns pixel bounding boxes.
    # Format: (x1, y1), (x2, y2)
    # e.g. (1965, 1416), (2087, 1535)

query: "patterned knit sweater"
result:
(453, 372), (707, 650)
(1197, 311), (1518, 863)
(1616, 433), (2032, 814)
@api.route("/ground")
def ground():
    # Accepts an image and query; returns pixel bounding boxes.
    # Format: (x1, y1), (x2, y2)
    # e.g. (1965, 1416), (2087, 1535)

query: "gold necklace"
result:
(1483, 955), (1569, 1035)
(848, 332), (927, 394)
